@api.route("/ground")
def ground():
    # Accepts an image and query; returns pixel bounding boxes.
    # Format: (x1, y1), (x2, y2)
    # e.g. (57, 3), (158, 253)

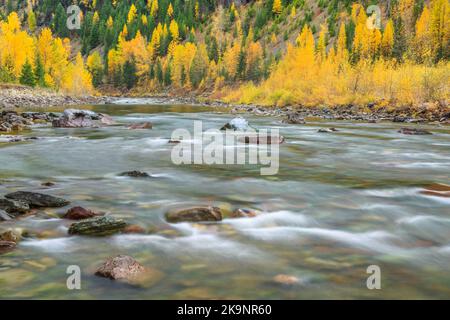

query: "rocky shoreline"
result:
(0, 86), (108, 110)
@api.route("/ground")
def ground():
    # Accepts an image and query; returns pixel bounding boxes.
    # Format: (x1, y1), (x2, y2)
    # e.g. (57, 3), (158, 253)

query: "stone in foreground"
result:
(68, 216), (127, 236)
(5, 191), (70, 208)
(63, 206), (102, 220)
(166, 206), (223, 223)
(95, 255), (145, 280)
(0, 209), (12, 221)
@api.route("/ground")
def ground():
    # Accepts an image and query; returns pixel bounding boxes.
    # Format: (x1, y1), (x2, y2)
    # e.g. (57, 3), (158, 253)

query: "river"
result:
(0, 101), (449, 299)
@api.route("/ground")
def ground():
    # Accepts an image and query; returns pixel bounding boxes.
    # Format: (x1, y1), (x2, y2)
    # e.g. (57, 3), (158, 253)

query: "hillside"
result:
(0, 0), (448, 107)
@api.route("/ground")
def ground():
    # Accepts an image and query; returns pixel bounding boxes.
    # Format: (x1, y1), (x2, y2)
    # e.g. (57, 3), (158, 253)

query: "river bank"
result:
(0, 85), (108, 110)
(1, 85), (448, 124)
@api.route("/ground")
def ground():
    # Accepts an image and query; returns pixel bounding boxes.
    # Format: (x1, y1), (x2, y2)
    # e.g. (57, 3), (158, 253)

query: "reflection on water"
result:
(0, 103), (449, 299)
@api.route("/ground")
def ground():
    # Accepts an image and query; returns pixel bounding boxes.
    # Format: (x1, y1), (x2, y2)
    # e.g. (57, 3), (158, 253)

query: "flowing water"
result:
(0, 101), (449, 299)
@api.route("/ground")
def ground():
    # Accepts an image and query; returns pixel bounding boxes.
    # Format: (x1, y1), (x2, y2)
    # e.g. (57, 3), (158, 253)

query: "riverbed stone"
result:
(95, 255), (145, 280)
(5, 191), (70, 208)
(68, 216), (127, 236)
(0, 230), (21, 243)
(0, 198), (30, 214)
(63, 206), (102, 220)
(128, 122), (152, 129)
(165, 206), (223, 223)
(398, 127), (432, 135)
(273, 274), (301, 285)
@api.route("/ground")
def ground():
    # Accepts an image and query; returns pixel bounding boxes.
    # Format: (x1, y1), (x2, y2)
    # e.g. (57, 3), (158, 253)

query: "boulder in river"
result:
(0, 198), (30, 214)
(398, 127), (432, 135)
(63, 206), (102, 220)
(273, 274), (301, 286)
(128, 122), (152, 129)
(68, 216), (127, 236)
(283, 111), (306, 124)
(220, 117), (251, 131)
(119, 170), (151, 178)
(166, 206), (223, 223)
(95, 255), (147, 281)
(5, 191), (70, 208)
(52, 109), (114, 128)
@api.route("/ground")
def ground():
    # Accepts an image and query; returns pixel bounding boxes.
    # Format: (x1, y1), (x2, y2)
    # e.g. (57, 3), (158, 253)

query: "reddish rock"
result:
(63, 206), (101, 220)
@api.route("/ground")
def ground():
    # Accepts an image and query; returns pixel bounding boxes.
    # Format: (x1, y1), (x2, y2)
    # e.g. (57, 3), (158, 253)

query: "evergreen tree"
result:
(19, 60), (36, 87)
(33, 54), (45, 87)
(123, 60), (137, 89)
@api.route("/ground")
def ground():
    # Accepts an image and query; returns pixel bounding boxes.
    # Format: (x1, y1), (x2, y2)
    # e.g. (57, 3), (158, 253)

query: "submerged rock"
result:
(0, 198), (30, 214)
(0, 135), (39, 143)
(398, 127), (432, 135)
(119, 170), (151, 178)
(220, 117), (250, 131)
(128, 122), (152, 129)
(238, 135), (285, 145)
(68, 216), (127, 236)
(318, 127), (339, 133)
(0, 240), (16, 254)
(5, 191), (70, 208)
(123, 224), (147, 234)
(52, 109), (114, 128)
(0, 111), (33, 133)
(230, 208), (260, 218)
(168, 139), (181, 144)
(95, 255), (145, 281)
(166, 206), (223, 223)
(63, 206), (102, 220)
(283, 112), (306, 124)
(273, 274), (301, 286)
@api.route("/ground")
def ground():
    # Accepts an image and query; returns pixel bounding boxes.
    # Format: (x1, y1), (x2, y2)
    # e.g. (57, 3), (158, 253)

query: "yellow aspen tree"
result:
(27, 10), (36, 32)
(222, 42), (240, 79)
(167, 3), (174, 18)
(430, 0), (449, 60)
(141, 15), (148, 26)
(290, 6), (296, 19)
(316, 24), (328, 63)
(128, 4), (137, 24)
(195, 1), (200, 18)
(106, 16), (114, 29)
(93, 11), (100, 24)
(336, 23), (349, 64)
(272, 0), (282, 15)
(169, 19), (179, 42)
(382, 19), (395, 58)
(150, 0), (159, 17)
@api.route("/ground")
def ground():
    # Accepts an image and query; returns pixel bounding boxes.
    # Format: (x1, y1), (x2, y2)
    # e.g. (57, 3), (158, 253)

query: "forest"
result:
(0, 0), (448, 107)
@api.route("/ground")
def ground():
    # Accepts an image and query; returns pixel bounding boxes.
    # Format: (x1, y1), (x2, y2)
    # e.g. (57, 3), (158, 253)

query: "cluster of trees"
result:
(0, 0), (448, 104)
(0, 12), (93, 94)
(224, 0), (449, 107)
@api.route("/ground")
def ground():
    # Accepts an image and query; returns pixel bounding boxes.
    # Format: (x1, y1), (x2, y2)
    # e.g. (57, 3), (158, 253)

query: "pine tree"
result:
(27, 10), (36, 32)
(33, 54), (45, 87)
(19, 59), (36, 87)
(123, 59), (137, 89)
